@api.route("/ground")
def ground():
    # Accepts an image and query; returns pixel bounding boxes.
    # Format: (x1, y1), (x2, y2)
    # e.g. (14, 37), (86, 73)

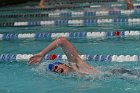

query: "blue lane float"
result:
(0, 54), (139, 62)
(0, 18), (140, 27)
(0, 31), (140, 40)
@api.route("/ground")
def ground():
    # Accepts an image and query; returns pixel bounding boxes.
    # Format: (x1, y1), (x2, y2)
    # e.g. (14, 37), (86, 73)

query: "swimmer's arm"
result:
(38, 37), (79, 62)
(38, 0), (45, 8)
(76, 57), (98, 73)
(29, 37), (97, 73)
(124, 0), (134, 9)
(29, 37), (79, 64)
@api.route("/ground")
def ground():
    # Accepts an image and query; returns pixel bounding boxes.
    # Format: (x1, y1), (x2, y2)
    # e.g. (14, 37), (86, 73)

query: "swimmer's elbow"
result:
(58, 37), (67, 41)
(58, 37), (68, 43)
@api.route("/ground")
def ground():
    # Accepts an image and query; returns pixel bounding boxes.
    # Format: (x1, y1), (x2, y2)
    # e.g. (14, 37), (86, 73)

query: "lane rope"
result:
(0, 9), (140, 19)
(0, 54), (139, 62)
(1, 18), (140, 27)
(0, 31), (140, 40)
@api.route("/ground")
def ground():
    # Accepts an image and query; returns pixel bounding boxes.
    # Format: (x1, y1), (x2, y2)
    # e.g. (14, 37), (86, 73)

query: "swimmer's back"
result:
(69, 62), (97, 75)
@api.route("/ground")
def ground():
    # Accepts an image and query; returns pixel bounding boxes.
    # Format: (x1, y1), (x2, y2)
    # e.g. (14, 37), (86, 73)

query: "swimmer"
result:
(28, 37), (98, 75)
(124, 0), (134, 9)
(38, 0), (45, 8)
(28, 37), (140, 77)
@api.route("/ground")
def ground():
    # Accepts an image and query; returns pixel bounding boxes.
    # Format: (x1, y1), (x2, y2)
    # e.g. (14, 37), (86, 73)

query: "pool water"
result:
(0, 31), (140, 93)
(1, 1), (140, 93)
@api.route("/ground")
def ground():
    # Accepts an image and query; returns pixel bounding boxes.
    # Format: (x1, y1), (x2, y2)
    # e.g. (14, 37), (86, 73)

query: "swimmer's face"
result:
(52, 63), (69, 74)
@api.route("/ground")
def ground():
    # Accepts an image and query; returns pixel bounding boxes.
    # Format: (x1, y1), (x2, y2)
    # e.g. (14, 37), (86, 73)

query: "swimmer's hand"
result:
(28, 53), (43, 64)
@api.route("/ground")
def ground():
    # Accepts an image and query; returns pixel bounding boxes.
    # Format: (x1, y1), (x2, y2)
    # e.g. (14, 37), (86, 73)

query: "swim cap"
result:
(48, 62), (61, 71)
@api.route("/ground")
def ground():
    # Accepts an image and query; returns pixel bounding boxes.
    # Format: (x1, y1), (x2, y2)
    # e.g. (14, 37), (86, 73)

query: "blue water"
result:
(1, 1), (140, 93)
(0, 37), (140, 93)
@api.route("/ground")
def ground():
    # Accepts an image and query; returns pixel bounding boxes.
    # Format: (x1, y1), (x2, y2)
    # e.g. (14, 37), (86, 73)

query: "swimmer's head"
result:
(48, 62), (69, 74)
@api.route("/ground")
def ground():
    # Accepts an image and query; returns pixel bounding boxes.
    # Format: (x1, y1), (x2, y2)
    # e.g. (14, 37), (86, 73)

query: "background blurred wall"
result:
(0, 0), (39, 7)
